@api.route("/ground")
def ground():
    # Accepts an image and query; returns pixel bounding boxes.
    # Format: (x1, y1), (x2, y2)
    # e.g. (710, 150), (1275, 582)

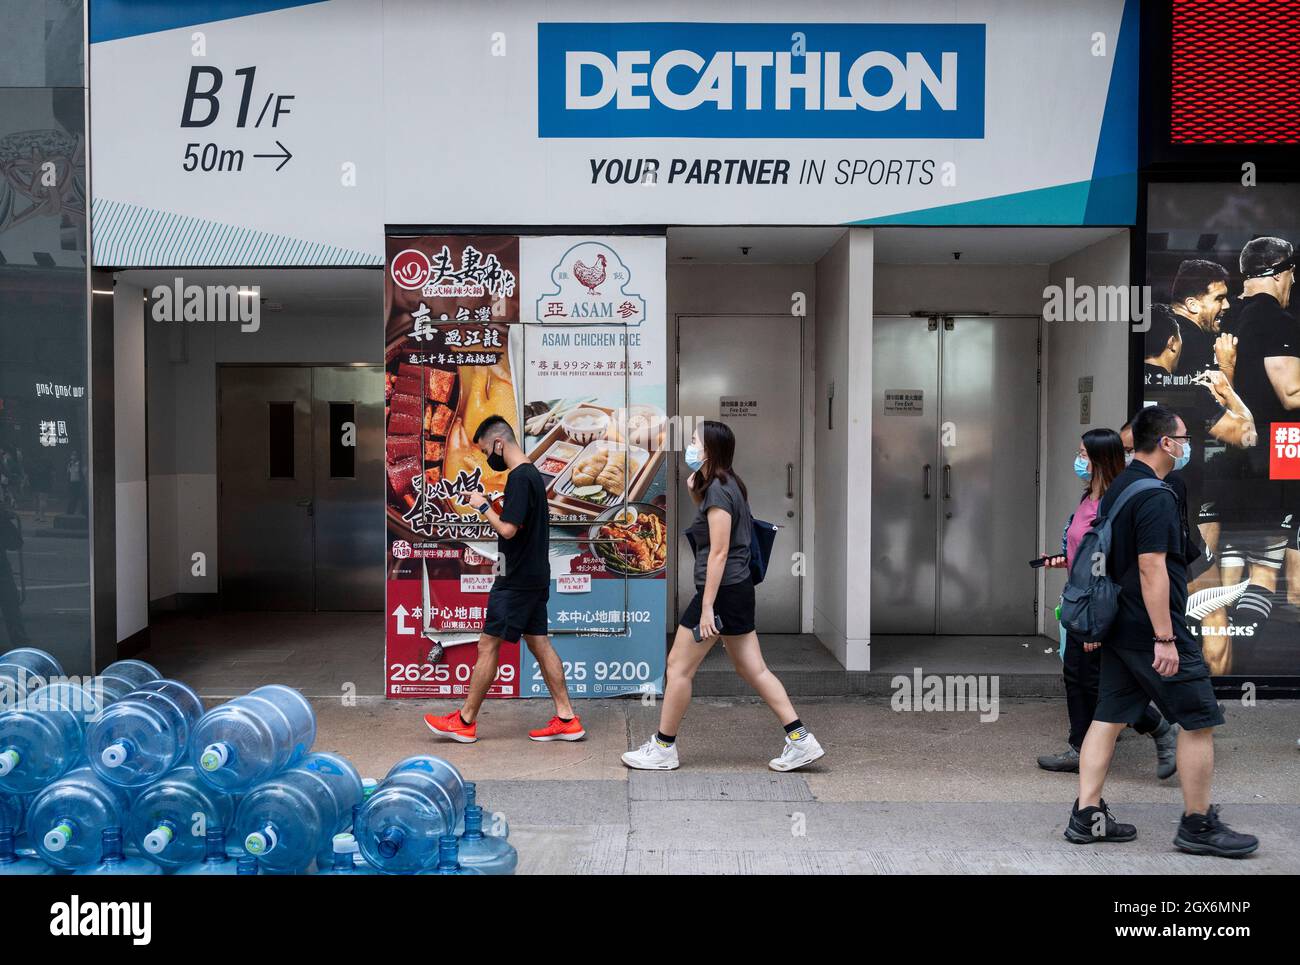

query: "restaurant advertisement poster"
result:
(384, 234), (668, 699)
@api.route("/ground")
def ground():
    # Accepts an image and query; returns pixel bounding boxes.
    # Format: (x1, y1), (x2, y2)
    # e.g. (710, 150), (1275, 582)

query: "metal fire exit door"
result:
(218, 365), (384, 610)
(870, 315), (1040, 635)
(677, 315), (803, 632)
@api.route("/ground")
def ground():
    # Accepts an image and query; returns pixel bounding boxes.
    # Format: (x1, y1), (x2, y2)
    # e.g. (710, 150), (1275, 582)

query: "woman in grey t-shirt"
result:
(622, 420), (824, 774)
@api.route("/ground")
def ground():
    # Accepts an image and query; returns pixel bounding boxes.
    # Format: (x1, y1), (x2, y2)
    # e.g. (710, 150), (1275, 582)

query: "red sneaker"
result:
(424, 710), (477, 743)
(528, 715), (586, 742)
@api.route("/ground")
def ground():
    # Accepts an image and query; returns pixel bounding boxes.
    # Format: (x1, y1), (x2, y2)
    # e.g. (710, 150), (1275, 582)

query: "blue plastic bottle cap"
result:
(0, 749), (18, 777)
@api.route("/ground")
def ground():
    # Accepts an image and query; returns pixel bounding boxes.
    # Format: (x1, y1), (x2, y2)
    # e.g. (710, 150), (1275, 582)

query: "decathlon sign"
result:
(538, 22), (985, 139)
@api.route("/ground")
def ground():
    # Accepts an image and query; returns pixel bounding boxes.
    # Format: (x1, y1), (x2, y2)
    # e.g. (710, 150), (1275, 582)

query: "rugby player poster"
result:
(384, 234), (668, 699)
(1144, 184), (1300, 677)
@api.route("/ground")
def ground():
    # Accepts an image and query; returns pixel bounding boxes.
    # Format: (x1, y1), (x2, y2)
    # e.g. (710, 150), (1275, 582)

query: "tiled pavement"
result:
(138, 611), (1300, 874)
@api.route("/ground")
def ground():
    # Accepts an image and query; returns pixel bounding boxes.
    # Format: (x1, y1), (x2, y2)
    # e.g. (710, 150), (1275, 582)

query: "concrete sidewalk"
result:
(309, 695), (1300, 874)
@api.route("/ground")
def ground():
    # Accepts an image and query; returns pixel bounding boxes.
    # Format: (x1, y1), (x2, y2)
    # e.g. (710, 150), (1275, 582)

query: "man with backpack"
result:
(1062, 405), (1258, 857)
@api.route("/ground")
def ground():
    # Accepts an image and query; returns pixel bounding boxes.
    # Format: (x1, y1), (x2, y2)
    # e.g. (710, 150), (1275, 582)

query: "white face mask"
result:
(1124, 452), (1135, 467)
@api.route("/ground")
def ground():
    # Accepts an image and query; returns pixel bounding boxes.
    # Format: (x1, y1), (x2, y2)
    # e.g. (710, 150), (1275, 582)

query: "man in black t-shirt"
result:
(1066, 406), (1258, 858)
(424, 416), (584, 745)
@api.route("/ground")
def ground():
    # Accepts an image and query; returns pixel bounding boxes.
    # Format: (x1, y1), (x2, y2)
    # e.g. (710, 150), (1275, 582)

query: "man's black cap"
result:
(1239, 236), (1295, 279)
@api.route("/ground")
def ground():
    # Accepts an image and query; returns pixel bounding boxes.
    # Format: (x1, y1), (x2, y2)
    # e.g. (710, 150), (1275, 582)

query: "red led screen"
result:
(1171, 0), (1300, 144)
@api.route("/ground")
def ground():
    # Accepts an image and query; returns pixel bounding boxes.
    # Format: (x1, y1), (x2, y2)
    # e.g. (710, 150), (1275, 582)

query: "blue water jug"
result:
(458, 805), (517, 875)
(0, 792), (26, 831)
(236, 855), (259, 875)
(0, 648), (63, 710)
(190, 685), (316, 793)
(354, 755), (467, 874)
(0, 682), (97, 793)
(75, 827), (162, 876)
(127, 764), (236, 870)
(418, 834), (484, 875)
(96, 659), (163, 705)
(315, 802), (364, 871)
(86, 680), (203, 788)
(174, 828), (240, 875)
(315, 832), (379, 875)
(28, 766), (132, 870)
(0, 825), (51, 875)
(234, 751), (362, 874)
(463, 781), (509, 839)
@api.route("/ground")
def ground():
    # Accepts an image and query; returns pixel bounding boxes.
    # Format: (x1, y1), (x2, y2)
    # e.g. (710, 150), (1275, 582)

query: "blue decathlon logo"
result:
(537, 22), (985, 139)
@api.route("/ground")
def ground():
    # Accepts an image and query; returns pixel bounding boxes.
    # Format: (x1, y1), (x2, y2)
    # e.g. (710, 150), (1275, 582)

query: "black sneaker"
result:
(1036, 745), (1080, 772)
(1173, 806), (1259, 858)
(1064, 798), (1137, 844)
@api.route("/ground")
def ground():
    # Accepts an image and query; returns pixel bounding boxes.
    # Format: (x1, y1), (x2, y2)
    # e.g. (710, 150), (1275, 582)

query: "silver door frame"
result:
(870, 313), (1042, 635)
(936, 315), (1041, 633)
(671, 313), (806, 629)
(217, 362), (383, 611)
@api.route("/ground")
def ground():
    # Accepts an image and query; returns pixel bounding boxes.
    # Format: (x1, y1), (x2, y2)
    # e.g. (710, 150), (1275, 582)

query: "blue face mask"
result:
(1170, 438), (1192, 472)
(684, 444), (704, 471)
(1073, 455), (1092, 481)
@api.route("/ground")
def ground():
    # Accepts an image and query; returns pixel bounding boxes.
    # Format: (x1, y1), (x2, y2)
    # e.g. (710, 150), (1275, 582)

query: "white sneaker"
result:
(621, 736), (680, 770)
(768, 733), (825, 772)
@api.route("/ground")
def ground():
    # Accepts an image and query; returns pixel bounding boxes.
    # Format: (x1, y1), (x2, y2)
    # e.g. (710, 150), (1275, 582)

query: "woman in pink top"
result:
(1037, 428), (1176, 777)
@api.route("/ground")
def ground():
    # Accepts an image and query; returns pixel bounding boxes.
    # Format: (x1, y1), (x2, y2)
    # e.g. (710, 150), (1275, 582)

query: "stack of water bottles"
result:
(0, 647), (516, 875)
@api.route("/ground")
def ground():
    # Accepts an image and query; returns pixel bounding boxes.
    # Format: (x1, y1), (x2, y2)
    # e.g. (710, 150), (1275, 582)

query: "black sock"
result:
(784, 719), (807, 740)
(458, 712), (472, 727)
(655, 731), (676, 747)
(1231, 583), (1274, 632)
(558, 716), (573, 723)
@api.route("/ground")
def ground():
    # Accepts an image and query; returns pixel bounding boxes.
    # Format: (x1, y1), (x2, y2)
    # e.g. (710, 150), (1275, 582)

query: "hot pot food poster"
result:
(384, 235), (667, 699)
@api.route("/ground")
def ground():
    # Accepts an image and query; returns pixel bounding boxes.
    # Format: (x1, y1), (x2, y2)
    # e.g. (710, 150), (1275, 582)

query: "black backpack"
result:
(1059, 478), (1171, 641)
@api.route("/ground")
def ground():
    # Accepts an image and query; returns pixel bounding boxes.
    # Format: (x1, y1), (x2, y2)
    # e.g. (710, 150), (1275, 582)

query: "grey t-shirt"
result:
(687, 474), (752, 587)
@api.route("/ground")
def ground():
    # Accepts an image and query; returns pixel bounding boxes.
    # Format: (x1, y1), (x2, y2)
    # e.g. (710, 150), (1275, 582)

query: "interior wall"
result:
(813, 228), (872, 670)
(873, 264), (1048, 315)
(1041, 231), (1133, 638)
(144, 288), (382, 603)
(113, 282), (148, 640)
(667, 262), (818, 633)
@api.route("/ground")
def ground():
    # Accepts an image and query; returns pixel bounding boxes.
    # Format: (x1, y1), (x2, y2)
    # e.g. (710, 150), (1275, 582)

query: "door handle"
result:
(786, 462), (795, 500)
(923, 463), (932, 499)
(297, 498), (314, 517)
(943, 465), (952, 499)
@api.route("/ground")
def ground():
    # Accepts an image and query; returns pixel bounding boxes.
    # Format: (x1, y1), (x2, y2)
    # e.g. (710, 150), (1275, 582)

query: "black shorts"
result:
(1282, 510), (1300, 551)
(679, 579), (756, 636)
(1094, 639), (1223, 731)
(482, 585), (549, 642)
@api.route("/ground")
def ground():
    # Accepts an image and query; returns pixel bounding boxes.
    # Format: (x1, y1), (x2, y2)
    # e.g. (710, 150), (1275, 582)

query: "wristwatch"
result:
(476, 501), (492, 515)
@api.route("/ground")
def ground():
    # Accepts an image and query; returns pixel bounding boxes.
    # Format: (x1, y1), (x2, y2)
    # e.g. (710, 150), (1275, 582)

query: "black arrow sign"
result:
(253, 140), (292, 171)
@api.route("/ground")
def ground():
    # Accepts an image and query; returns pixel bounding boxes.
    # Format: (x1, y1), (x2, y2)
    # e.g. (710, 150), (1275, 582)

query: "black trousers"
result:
(1062, 631), (1162, 749)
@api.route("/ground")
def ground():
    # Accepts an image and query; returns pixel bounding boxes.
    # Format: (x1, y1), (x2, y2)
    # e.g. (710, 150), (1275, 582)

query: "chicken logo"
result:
(572, 254), (607, 295)
(534, 241), (646, 324)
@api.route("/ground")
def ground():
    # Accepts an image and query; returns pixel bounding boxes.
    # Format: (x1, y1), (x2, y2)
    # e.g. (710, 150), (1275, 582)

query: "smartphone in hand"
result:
(693, 617), (723, 643)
